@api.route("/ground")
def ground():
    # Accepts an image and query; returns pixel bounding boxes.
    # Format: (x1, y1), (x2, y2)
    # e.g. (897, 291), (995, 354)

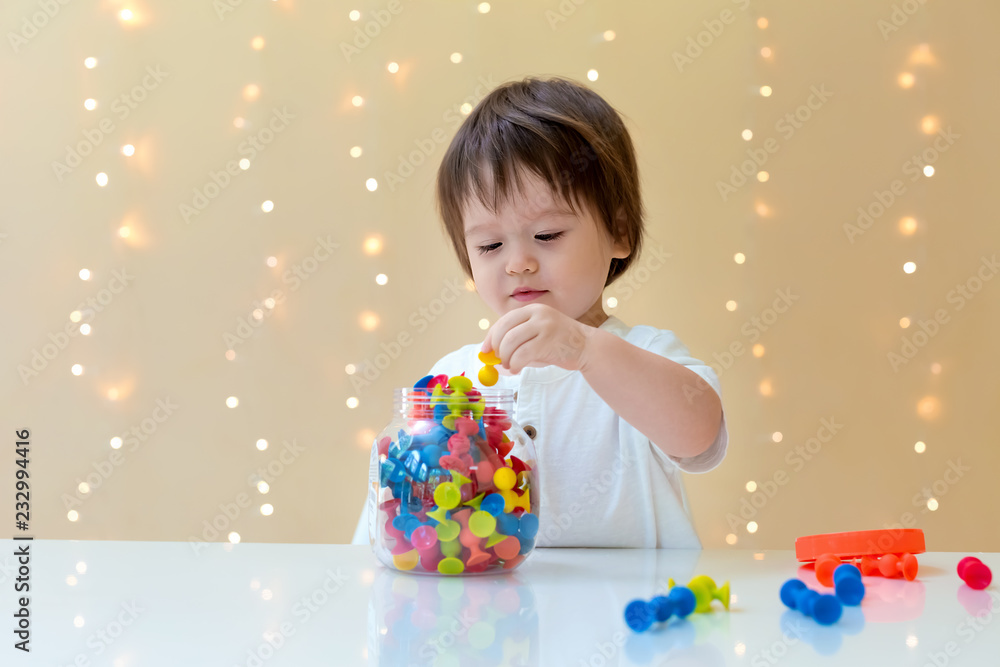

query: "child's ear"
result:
(611, 208), (631, 259)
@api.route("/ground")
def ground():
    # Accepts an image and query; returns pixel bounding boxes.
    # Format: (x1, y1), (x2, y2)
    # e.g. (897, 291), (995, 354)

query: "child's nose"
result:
(505, 245), (538, 274)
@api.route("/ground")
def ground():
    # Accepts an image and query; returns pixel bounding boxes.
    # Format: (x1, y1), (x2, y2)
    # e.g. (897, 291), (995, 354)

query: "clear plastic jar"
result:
(367, 377), (539, 575)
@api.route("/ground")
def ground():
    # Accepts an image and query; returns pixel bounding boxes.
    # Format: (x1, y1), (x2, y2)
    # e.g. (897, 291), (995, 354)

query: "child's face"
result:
(462, 170), (630, 326)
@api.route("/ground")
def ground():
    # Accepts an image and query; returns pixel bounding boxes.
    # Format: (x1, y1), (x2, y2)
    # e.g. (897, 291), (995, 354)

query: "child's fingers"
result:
(481, 307), (533, 357)
(496, 322), (538, 371)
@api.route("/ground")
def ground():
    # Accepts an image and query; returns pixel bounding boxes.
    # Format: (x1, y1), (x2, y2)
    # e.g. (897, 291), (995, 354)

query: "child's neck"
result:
(577, 300), (610, 329)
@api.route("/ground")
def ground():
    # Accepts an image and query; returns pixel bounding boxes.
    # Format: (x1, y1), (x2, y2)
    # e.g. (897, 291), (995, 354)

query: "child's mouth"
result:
(511, 290), (547, 302)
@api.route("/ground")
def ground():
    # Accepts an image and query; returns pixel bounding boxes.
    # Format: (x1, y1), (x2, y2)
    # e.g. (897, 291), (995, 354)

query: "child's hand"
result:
(481, 304), (592, 374)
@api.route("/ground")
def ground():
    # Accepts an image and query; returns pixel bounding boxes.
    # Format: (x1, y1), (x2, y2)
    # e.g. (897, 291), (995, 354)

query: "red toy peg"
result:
(957, 557), (992, 590)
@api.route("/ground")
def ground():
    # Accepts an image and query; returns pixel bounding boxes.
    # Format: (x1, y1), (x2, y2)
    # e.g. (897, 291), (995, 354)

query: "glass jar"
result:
(368, 376), (539, 575)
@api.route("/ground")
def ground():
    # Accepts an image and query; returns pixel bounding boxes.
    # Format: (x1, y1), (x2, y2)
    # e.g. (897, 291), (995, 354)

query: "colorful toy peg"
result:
(501, 487), (530, 514)
(448, 374), (473, 393)
(425, 505), (449, 524)
(478, 350), (502, 386)
(859, 555), (879, 576)
(509, 455), (530, 476)
(439, 454), (470, 476)
(485, 531), (506, 548)
(517, 512), (539, 541)
(379, 457), (407, 487)
(669, 575), (730, 613)
(474, 459), (496, 489)
(392, 549), (420, 571)
(480, 493), (506, 517)
(624, 586), (696, 633)
(409, 525), (438, 551)
(957, 557), (993, 590)
(834, 575), (866, 606)
(780, 579), (843, 625)
(493, 467), (516, 491)
(433, 482), (461, 510)
(448, 469), (473, 487)
(426, 374), (449, 390)
(815, 553), (845, 587)
(666, 586), (697, 617)
(492, 535), (521, 560)
(468, 510), (497, 538)
(833, 563), (861, 585)
(857, 553), (919, 580)
(474, 437), (503, 470)
(829, 563), (865, 606)
(457, 523), (490, 566)
(495, 512), (519, 536)
(463, 492), (485, 510)
(438, 557), (465, 575)
(435, 519), (460, 542)
(878, 553), (919, 581)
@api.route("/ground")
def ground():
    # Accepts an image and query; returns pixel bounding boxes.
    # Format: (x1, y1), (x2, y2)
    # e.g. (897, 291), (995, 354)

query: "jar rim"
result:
(392, 386), (515, 400)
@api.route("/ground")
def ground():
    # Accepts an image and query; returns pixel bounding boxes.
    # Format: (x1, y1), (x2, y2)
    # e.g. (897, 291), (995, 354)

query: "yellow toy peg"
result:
(478, 350), (502, 386)
(668, 575), (731, 613)
(501, 487), (530, 514)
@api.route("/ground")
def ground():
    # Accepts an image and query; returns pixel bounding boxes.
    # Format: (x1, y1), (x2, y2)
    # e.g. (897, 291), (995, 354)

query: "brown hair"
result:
(436, 76), (644, 286)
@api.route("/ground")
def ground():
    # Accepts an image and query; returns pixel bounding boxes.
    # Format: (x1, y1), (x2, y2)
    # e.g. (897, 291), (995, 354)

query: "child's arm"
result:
(483, 304), (723, 460)
(577, 327), (722, 459)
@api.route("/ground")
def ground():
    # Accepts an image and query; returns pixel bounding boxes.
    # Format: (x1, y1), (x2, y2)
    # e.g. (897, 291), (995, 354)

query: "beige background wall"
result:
(2, 0), (997, 551)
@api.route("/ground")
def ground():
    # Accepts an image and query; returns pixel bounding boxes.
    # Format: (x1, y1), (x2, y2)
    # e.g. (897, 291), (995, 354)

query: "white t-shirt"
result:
(351, 315), (727, 548)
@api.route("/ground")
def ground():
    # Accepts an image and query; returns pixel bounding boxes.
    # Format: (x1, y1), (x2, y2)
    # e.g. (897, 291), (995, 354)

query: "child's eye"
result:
(535, 231), (564, 242)
(477, 243), (502, 255)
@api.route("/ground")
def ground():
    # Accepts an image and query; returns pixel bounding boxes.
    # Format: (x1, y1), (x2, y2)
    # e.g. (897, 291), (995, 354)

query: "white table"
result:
(1, 541), (996, 666)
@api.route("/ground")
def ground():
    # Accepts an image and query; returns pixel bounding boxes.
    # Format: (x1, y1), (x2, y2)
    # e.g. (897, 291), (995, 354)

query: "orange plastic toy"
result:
(795, 529), (925, 563)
